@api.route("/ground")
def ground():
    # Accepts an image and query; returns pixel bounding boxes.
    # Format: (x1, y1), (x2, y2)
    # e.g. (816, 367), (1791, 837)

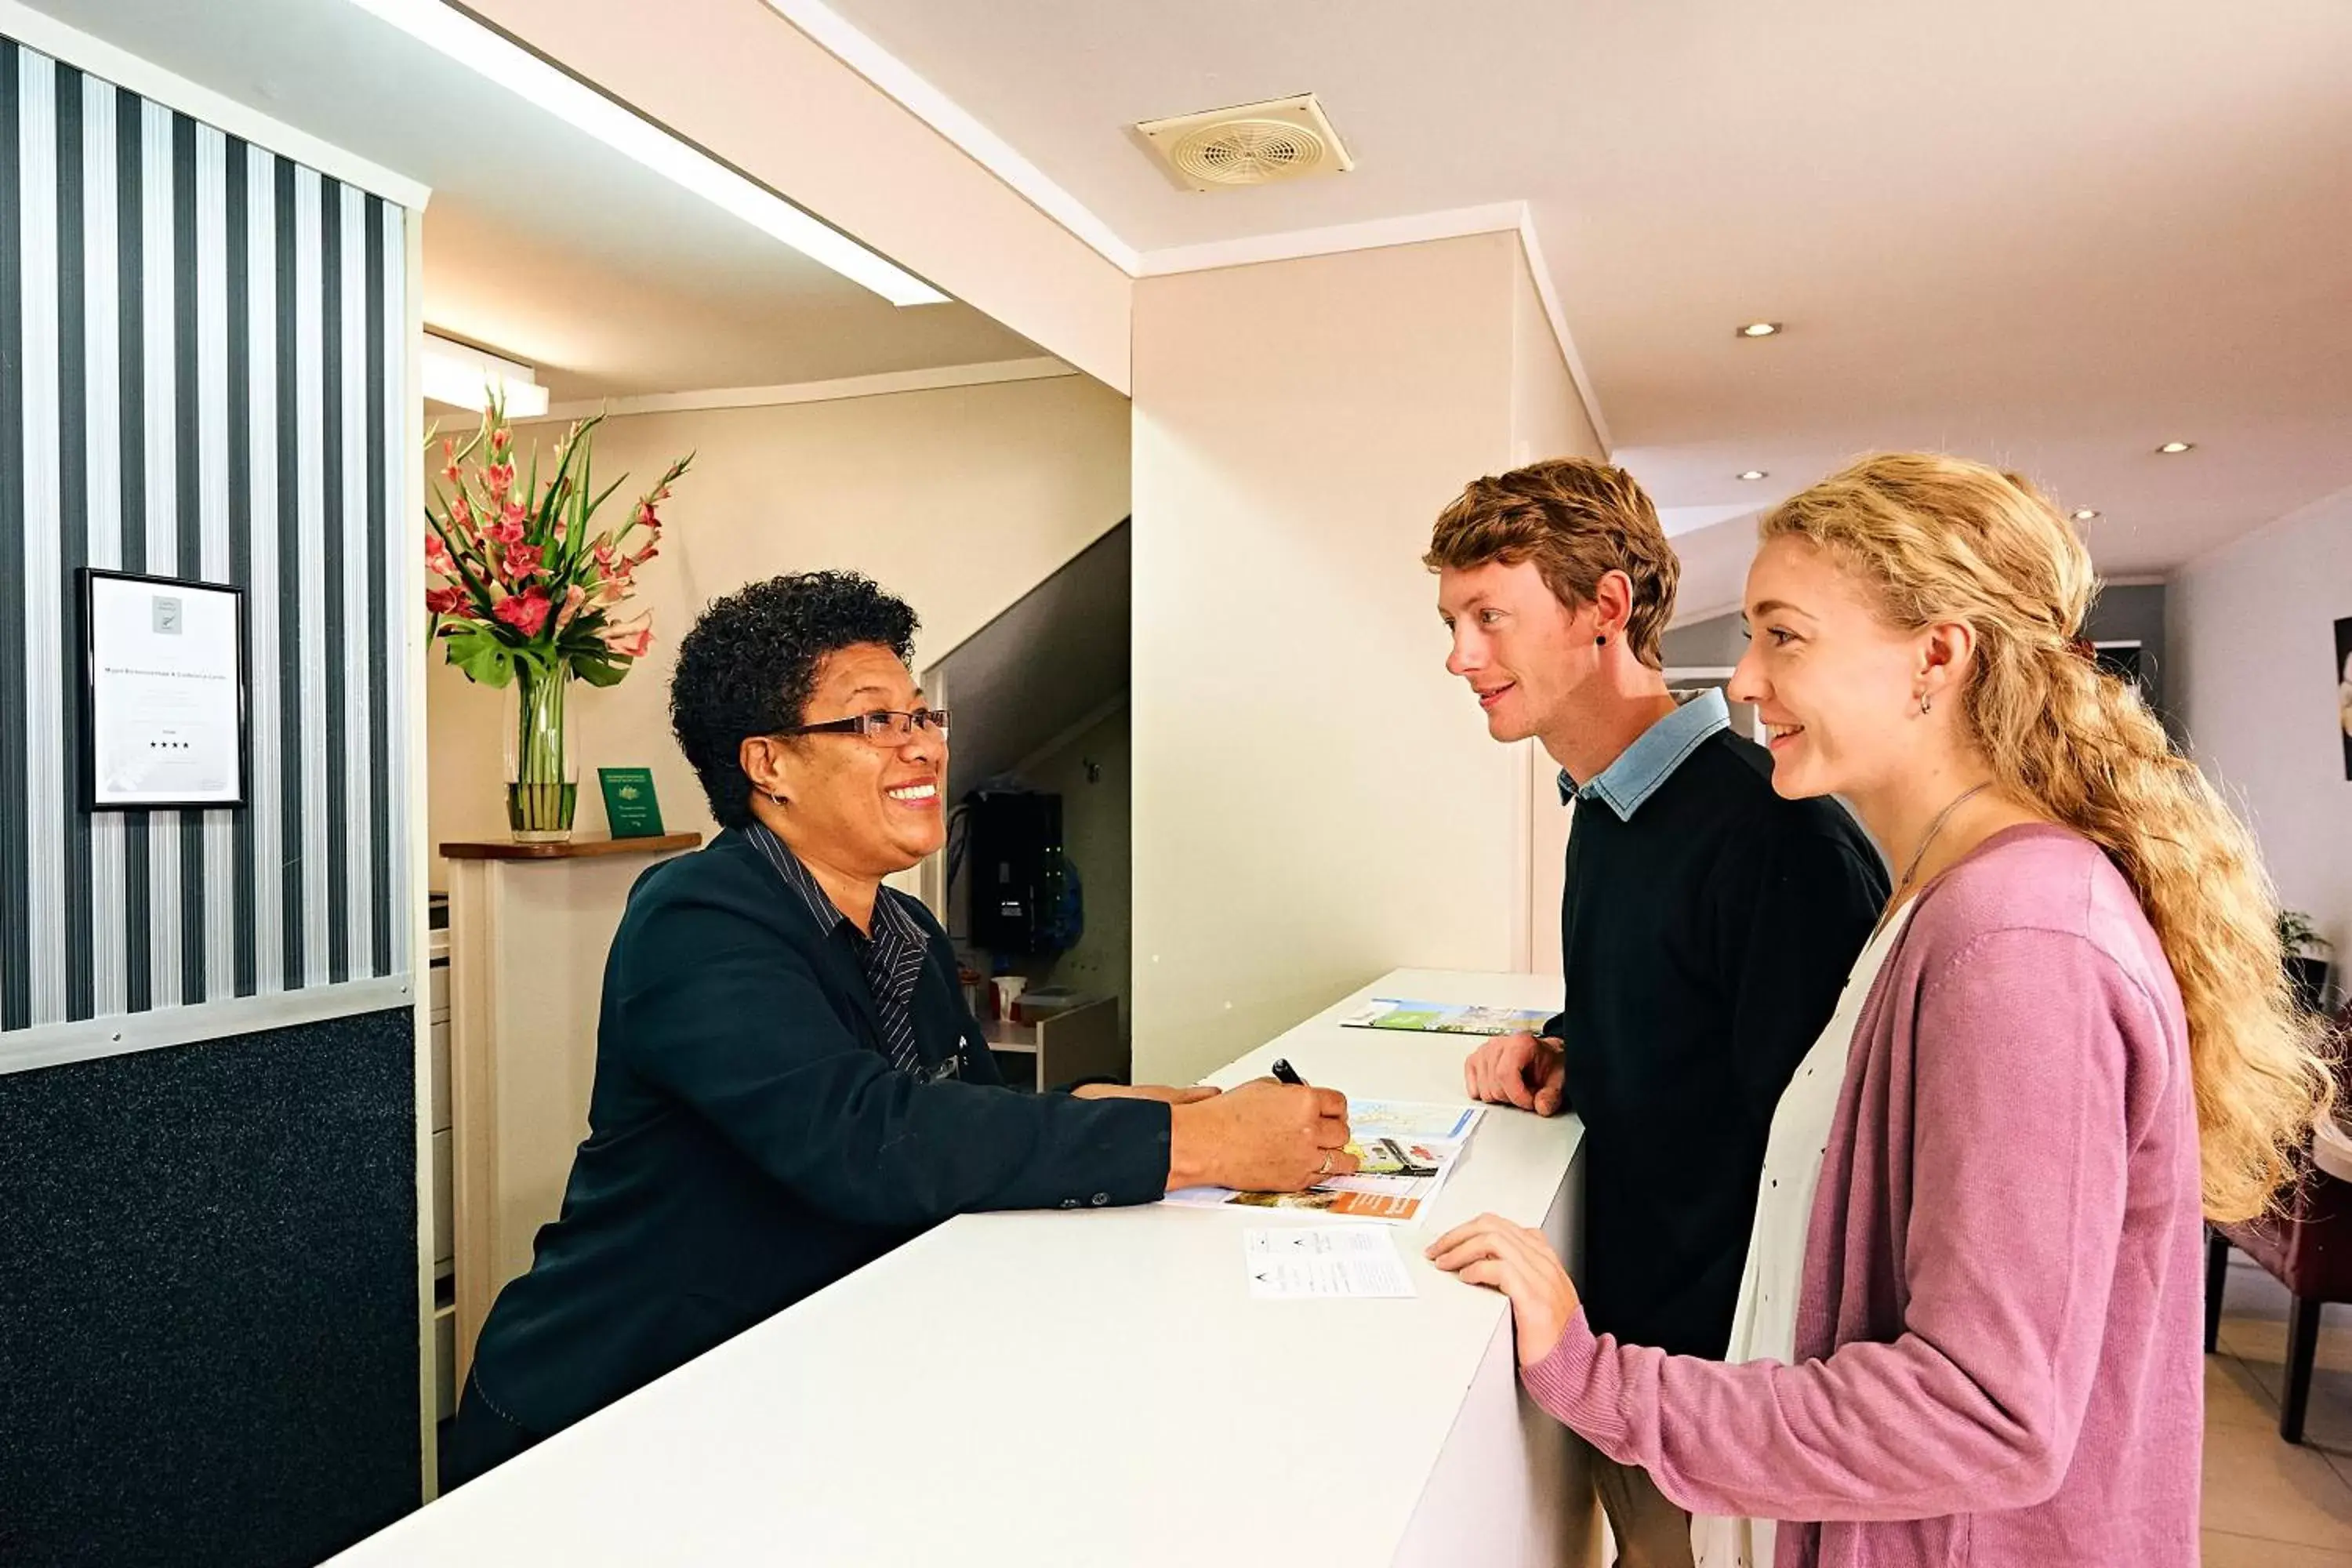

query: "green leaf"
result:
(572, 652), (632, 688)
(442, 626), (517, 688)
(583, 473), (626, 530)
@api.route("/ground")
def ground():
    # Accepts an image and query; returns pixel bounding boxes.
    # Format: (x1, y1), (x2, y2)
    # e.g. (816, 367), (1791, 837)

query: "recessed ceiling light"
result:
(2071, 508), (2100, 522)
(1736, 321), (1782, 339)
(340, 0), (946, 307)
(1737, 469), (1769, 481)
(2156, 441), (2194, 455)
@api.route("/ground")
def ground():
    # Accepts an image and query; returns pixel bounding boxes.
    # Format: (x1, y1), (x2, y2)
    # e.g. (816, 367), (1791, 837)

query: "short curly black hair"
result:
(669, 571), (920, 828)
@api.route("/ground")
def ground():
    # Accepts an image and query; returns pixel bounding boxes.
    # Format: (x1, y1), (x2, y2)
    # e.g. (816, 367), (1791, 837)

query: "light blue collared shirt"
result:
(1557, 688), (1730, 821)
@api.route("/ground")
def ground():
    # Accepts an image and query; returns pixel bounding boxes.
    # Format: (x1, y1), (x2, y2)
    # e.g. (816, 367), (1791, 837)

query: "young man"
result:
(446, 572), (1352, 1484)
(1428, 461), (1886, 1567)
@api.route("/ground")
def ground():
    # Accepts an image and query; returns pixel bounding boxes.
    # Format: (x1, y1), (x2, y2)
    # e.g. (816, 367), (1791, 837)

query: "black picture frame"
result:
(78, 566), (252, 812)
(2336, 615), (2352, 784)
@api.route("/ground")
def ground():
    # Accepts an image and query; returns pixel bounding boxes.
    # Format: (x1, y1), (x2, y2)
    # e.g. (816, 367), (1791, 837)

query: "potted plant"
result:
(424, 396), (691, 841)
(2281, 909), (2335, 1016)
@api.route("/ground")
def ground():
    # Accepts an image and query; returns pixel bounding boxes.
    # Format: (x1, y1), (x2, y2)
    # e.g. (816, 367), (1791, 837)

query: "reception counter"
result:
(332, 967), (1592, 1566)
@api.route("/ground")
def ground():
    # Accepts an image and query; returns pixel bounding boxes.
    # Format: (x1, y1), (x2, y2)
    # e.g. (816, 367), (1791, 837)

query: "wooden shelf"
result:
(440, 833), (702, 862)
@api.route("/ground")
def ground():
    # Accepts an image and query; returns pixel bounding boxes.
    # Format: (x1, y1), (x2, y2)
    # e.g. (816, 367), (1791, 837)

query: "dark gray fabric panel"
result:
(0, 1007), (422, 1566)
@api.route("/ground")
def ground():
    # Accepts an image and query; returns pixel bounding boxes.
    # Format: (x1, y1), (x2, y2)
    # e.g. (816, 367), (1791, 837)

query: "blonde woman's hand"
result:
(1427, 1212), (1581, 1367)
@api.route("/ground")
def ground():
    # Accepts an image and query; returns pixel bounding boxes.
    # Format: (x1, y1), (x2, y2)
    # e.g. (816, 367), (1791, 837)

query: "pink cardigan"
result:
(1523, 825), (2204, 1566)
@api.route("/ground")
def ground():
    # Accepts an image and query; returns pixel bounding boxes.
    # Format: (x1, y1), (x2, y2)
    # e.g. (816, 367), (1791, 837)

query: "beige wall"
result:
(1512, 262), (1602, 467)
(1129, 233), (1599, 1083)
(427, 372), (1132, 886)
(2169, 484), (2352, 978)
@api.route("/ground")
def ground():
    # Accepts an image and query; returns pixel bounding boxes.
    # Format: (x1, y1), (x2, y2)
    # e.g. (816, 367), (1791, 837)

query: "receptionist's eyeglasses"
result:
(779, 708), (952, 747)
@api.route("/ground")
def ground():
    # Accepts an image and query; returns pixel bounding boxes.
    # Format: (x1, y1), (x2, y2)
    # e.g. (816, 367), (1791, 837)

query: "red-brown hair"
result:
(1424, 458), (1680, 669)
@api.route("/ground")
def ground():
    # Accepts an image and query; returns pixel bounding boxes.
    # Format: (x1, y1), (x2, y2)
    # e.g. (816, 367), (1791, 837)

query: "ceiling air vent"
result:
(1136, 93), (1353, 192)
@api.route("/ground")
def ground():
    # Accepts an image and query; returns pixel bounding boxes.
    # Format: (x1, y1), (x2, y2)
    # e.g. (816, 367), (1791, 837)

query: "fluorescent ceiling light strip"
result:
(343, 0), (946, 307)
(422, 335), (550, 417)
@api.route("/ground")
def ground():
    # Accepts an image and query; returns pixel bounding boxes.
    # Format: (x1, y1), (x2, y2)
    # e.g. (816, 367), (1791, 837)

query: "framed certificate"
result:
(78, 568), (249, 811)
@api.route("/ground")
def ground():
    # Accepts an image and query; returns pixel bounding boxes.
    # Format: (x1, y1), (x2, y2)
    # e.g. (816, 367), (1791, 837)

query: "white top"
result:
(2315, 1116), (2352, 1185)
(325, 970), (1581, 1567)
(1692, 905), (1913, 1568)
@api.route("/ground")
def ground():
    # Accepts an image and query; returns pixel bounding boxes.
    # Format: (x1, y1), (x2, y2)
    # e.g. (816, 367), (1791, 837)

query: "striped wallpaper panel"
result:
(0, 38), (410, 1035)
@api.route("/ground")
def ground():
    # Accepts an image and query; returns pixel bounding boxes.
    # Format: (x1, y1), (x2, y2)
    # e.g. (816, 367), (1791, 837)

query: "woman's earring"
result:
(1595, 635), (1607, 648)
(768, 789), (787, 806)
(1918, 692), (1933, 716)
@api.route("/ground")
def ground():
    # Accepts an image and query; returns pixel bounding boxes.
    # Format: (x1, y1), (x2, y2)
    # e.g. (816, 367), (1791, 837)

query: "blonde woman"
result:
(1432, 453), (2327, 1567)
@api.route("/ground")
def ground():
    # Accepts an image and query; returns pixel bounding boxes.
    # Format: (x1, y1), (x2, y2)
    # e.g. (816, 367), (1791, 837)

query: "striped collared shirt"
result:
(745, 823), (934, 1076)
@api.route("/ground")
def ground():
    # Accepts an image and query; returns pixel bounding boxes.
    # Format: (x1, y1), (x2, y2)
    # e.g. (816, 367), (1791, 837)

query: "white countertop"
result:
(334, 968), (1578, 1566)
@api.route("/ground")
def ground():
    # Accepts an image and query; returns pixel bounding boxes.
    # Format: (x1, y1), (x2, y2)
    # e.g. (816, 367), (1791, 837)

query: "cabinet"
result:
(439, 834), (702, 1384)
(426, 913), (455, 1422)
(982, 994), (1125, 1092)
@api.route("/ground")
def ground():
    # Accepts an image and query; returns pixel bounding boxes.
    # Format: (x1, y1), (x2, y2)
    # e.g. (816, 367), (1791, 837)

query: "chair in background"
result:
(2206, 992), (2352, 1443)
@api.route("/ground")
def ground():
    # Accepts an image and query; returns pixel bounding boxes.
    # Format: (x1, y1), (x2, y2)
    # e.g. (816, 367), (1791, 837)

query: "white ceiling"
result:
(31, 0), (1036, 402)
(802, 0), (2352, 600)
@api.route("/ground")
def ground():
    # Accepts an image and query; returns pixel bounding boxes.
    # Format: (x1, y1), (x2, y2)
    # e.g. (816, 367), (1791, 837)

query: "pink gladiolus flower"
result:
(449, 494), (473, 528)
(636, 500), (658, 529)
(505, 543), (543, 578)
(493, 587), (551, 638)
(491, 426), (512, 454)
(487, 516), (525, 547)
(554, 584), (586, 633)
(502, 500), (527, 528)
(424, 534), (457, 578)
(599, 619), (653, 660)
(424, 585), (467, 616)
(592, 540), (616, 571)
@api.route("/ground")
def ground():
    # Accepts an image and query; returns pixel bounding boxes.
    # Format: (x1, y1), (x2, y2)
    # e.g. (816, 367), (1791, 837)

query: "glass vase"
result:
(503, 662), (579, 842)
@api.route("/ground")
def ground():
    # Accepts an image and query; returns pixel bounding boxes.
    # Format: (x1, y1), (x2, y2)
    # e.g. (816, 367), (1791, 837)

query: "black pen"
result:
(1270, 1058), (1306, 1086)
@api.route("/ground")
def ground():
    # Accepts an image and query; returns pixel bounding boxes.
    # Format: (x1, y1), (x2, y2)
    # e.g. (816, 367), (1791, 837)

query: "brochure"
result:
(1340, 997), (1553, 1036)
(1243, 1226), (1415, 1299)
(1166, 1099), (1483, 1225)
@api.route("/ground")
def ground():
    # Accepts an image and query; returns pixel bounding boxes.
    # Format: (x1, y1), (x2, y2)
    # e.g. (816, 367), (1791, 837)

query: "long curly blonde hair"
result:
(1762, 453), (2329, 1222)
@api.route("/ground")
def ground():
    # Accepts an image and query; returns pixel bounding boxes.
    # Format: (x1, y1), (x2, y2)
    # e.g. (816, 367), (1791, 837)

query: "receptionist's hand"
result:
(1464, 1032), (1566, 1116)
(1167, 1079), (1356, 1194)
(1072, 1083), (1223, 1105)
(1427, 1213), (1581, 1367)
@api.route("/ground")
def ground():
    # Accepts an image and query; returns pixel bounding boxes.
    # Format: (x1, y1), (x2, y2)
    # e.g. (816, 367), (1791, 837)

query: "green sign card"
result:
(598, 767), (666, 839)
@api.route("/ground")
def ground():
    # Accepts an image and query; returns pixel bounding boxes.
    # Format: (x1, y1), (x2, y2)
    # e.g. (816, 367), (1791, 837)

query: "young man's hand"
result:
(1463, 1032), (1566, 1116)
(1166, 1079), (1356, 1192)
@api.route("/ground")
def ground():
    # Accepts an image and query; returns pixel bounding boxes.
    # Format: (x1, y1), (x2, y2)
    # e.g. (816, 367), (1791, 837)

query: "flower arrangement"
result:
(423, 395), (691, 839)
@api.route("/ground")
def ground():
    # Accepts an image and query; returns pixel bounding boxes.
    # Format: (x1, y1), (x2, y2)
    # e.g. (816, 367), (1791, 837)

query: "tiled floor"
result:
(2206, 1253), (2352, 1563)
